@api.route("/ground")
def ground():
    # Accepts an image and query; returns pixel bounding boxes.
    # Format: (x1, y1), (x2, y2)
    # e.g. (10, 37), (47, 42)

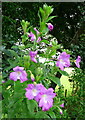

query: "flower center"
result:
(60, 59), (65, 65)
(32, 89), (38, 96)
(60, 59), (63, 62)
(42, 94), (47, 103)
(17, 71), (21, 79)
(17, 71), (21, 75)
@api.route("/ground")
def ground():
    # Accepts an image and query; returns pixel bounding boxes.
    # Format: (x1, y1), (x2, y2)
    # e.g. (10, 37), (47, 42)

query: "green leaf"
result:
(21, 34), (28, 43)
(42, 27), (49, 34)
(59, 70), (69, 76)
(46, 6), (54, 16)
(48, 75), (61, 86)
(40, 22), (47, 33)
(38, 11), (41, 23)
(49, 50), (56, 57)
(8, 49), (17, 57)
(3, 49), (11, 56)
(39, 7), (45, 20)
(46, 16), (57, 22)
(40, 39), (50, 44)
(35, 111), (50, 118)
(25, 43), (33, 48)
(21, 20), (25, 26)
(26, 99), (38, 113)
(11, 45), (19, 50)
(47, 111), (56, 118)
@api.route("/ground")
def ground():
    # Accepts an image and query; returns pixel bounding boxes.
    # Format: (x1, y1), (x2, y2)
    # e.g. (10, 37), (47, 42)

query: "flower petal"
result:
(13, 66), (24, 72)
(25, 90), (34, 100)
(56, 61), (64, 71)
(75, 56), (81, 68)
(30, 57), (37, 63)
(9, 72), (18, 81)
(37, 37), (41, 43)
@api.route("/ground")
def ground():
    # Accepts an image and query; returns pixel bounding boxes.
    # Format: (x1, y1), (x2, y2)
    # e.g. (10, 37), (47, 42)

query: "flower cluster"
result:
(9, 21), (81, 114)
(29, 44), (81, 70)
(28, 24), (81, 70)
(25, 83), (56, 111)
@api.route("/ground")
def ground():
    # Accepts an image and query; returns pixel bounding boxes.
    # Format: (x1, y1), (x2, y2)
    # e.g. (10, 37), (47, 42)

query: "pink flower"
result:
(9, 66), (28, 83)
(75, 56), (81, 68)
(56, 52), (70, 70)
(37, 37), (41, 43)
(28, 28), (41, 43)
(25, 84), (45, 100)
(36, 88), (56, 111)
(29, 51), (37, 63)
(28, 32), (36, 41)
(34, 28), (39, 34)
(47, 23), (54, 31)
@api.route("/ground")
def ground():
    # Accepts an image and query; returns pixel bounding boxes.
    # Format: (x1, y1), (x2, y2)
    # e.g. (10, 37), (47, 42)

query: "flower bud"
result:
(47, 23), (54, 31)
(28, 70), (35, 82)
(43, 4), (47, 10)
(60, 109), (63, 114)
(31, 73), (35, 82)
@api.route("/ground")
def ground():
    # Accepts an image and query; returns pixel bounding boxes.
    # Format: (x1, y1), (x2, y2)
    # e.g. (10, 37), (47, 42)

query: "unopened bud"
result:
(31, 74), (35, 82)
